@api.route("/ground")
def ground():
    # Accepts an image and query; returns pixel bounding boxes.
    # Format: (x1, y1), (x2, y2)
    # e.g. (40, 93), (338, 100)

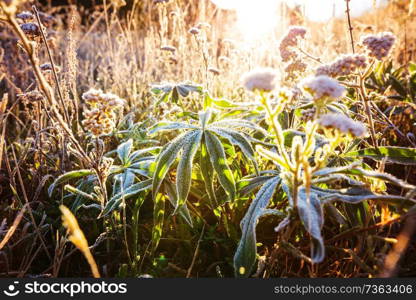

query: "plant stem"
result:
(345, 0), (355, 53)
(359, 75), (378, 149)
(32, 5), (70, 124)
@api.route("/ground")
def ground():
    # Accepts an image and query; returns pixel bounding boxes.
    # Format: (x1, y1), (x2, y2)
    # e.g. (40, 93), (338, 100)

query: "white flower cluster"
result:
(318, 113), (367, 137)
(361, 32), (396, 60)
(82, 89), (125, 136)
(316, 54), (367, 77)
(241, 68), (279, 92)
(301, 76), (345, 103)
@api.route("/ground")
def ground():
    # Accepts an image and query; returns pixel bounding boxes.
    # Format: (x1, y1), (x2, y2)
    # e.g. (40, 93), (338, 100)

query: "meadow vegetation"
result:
(1, 0), (416, 278)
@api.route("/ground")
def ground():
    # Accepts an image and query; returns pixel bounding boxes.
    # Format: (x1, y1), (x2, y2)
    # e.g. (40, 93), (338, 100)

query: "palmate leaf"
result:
(199, 109), (213, 129)
(113, 169), (136, 194)
(129, 146), (160, 162)
(204, 131), (236, 202)
(297, 188), (325, 264)
(312, 186), (414, 205)
(48, 169), (95, 197)
(151, 83), (203, 104)
(117, 139), (133, 165)
(199, 136), (216, 205)
(210, 119), (269, 136)
(152, 131), (197, 199)
(148, 121), (198, 135)
(345, 146), (416, 165)
(99, 179), (152, 218)
(234, 177), (283, 277)
(208, 127), (259, 174)
(338, 167), (416, 190)
(313, 162), (361, 177)
(152, 192), (166, 252)
(237, 174), (278, 196)
(164, 181), (193, 227)
(176, 131), (203, 211)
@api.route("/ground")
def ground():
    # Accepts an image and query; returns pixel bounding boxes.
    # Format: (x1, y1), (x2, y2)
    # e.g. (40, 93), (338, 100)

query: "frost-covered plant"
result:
(48, 139), (159, 217)
(149, 108), (267, 210)
(240, 68), (279, 92)
(81, 89), (125, 137)
(316, 54), (367, 78)
(233, 77), (416, 277)
(279, 26), (309, 80)
(318, 113), (367, 138)
(279, 26), (307, 62)
(151, 82), (203, 105)
(361, 32), (396, 61)
(301, 75), (346, 113)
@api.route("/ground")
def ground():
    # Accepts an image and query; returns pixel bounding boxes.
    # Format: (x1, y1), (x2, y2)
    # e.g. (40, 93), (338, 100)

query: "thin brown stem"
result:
(32, 5), (70, 124)
(345, 0), (355, 53)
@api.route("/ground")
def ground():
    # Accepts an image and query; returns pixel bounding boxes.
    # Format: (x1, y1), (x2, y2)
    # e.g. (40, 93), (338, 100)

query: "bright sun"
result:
(210, 0), (387, 41)
(211, 0), (280, 41)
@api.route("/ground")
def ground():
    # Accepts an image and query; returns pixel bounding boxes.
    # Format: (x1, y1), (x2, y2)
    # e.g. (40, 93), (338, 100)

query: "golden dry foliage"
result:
(60, 205), (100, 278)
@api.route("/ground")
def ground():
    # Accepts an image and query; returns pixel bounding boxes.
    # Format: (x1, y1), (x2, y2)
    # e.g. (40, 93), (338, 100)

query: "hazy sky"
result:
(288, 0), (388, 22)
(211, 0), (388, 22)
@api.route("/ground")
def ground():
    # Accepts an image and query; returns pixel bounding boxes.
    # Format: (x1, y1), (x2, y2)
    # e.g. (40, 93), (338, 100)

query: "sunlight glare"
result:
(211, 0), (280, 41)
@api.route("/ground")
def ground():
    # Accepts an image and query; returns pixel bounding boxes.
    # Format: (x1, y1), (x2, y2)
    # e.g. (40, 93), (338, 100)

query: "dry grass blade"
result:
(0, 203), (28, 250)
(0, 93), (8, 171)
(380, 213), (416, 277)
(60, 205), (100, 278)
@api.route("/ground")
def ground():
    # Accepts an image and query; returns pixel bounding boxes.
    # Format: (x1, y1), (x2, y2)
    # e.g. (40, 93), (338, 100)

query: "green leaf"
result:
(114, 170), (136, 193)
(409, 62), (416, 75)
(204, 131), (236, 202)
(152, 192), (166, 252)
(210, 119), (269, 136)
(176, 131), (202, 211)
(48, 169), (94, 197)
(199, 109), (214, 129)
(313, 186), (413, 205)
(203, 93), (213, 110)
(117, 139), (133, 165)
(129, 146), (160, 162)
(297, 189), (324, 264)
(99, 179), (152, 218)
(199, 136), (216, 205)
(389, 74), (407, 97)
(152, 131), (196, 199)
(164, 181), (193, 227)
(345, 147), (416, 165)
(238, 174), (278, 196)
(234, 177), (283, 277)
(148, 122), (198, 135)
(208, 127), (259, 174)
(339, 167), (415, 190)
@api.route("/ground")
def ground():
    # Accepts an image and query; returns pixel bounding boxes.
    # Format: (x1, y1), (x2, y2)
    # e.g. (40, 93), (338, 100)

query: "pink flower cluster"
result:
(316, 54), (367, 77)
(279, 26), (307, 63)
(360, 32), (396, 60)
